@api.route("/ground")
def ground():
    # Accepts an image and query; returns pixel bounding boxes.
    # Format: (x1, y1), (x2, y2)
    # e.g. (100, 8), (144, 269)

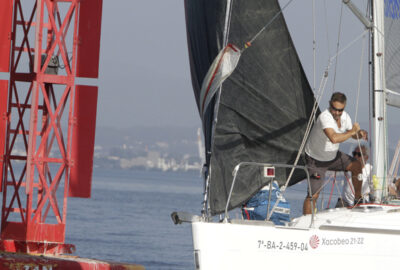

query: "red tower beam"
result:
(0, 0), (101, 255)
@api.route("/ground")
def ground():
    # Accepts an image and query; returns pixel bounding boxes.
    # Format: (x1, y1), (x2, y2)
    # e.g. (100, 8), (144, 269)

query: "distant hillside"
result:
(95, 126), (201, 156)
(94, 123), (400, 163)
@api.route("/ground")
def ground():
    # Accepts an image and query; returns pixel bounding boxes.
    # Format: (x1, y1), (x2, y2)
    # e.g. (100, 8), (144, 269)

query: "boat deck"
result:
(290, 204), (400, 231)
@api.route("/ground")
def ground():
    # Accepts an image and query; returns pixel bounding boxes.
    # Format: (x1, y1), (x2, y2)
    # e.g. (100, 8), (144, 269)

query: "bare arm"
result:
(323, 123), (360, 144)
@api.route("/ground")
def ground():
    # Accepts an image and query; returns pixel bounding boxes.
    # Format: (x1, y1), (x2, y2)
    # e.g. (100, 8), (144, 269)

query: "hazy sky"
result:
(98, 0), (199, 128)
(97, 0), (371, 128)
(97, 0), (399, 137)
(0, 0), (395, 132)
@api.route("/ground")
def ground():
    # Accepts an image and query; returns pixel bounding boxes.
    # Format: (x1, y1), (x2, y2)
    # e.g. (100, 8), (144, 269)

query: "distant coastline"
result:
(93, 125), (203, 172)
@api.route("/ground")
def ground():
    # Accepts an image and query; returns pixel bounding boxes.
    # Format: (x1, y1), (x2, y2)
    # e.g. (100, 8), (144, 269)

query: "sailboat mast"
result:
(371, 0), (387, 201)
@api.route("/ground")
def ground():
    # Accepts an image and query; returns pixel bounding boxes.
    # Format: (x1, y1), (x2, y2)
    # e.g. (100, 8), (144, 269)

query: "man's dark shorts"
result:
(306, 151), (355, 195)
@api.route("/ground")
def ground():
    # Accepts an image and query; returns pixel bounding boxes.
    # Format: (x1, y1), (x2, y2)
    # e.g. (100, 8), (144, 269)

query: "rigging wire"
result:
(354, 32), (368, 169)
(354, 1), (371, 123)
(332, 2), (344, 92)
(352, 2), (375, 203)
(367, 0), (373, 187)
(267, 30), (369, 220)
(241, 0), (295, 51)
(323, 0), (331, 58)
(223, 0), (234, 47)
(381, 47), (389, 200)
(313, 0), (316, 92)
(283, 2), (374, 212)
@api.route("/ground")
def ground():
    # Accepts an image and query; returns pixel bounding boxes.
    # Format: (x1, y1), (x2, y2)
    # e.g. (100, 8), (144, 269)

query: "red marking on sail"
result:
(201, 44), (237, 114)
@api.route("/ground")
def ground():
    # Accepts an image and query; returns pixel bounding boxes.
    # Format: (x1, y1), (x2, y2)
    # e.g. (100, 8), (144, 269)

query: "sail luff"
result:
(206, 0), (235, 217)
(372, 0), (388, 200)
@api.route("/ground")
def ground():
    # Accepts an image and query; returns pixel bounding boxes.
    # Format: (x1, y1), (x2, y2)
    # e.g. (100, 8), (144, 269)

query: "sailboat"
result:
(172, 0), (400, 269)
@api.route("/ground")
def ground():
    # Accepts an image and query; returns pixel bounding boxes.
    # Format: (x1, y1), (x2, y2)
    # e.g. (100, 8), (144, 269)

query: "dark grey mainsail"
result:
(184, 0), (316, 214)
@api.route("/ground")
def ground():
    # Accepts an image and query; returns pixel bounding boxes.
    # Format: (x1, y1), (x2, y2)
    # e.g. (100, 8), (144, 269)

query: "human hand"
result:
(359, 129), (368, 140)
(352, 123), (360, 135)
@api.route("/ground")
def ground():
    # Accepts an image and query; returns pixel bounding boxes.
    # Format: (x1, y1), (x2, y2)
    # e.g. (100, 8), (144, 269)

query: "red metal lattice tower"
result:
(0, 0), (102, 254)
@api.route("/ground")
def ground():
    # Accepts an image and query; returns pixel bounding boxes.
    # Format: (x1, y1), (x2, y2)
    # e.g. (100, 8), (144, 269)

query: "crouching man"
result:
(303, 92), (368, 214)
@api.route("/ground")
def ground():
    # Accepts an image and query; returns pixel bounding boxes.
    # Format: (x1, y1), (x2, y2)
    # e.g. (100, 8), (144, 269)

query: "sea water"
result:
(66, 169), (203, 270)
(66, 168), (342, 270)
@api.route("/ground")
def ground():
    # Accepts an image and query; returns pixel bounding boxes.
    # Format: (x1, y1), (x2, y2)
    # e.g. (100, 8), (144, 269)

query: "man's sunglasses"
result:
(330, 104), (344, 112)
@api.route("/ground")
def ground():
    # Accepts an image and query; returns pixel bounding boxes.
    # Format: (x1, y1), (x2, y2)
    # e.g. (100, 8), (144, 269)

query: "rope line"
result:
(354, 32), (368, 169)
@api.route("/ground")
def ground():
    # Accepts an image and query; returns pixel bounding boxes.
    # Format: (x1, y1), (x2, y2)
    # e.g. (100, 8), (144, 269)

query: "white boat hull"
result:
(191, 205), (400, 270)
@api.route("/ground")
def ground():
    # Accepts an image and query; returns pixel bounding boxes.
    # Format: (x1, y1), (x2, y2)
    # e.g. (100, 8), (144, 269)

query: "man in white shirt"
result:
(303, 92), (368, 214)
(339, 145), (372, 207)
